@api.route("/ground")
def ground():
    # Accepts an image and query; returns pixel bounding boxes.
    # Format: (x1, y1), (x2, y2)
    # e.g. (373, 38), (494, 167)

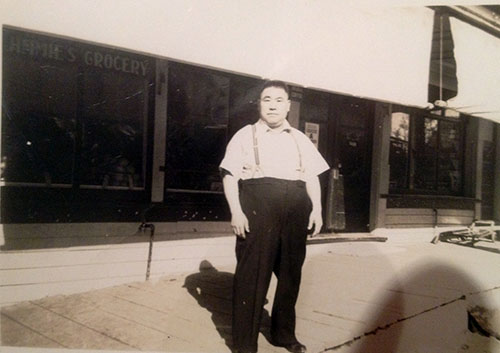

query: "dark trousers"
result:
(232, 177), (312, 352)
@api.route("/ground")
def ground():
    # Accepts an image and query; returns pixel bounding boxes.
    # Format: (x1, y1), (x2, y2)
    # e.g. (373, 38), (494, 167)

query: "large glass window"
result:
(164, 64), (262, 193)
(389, 112), (410, 190)
(1, 28), (153, 191)
(413, 116), (439, 190)
(80, 68), (149, 189)
(437, 120), (462, 192)
(165, 64), (230, 192)
(2, 32), (78, 185)
(389, 108), (464, 195)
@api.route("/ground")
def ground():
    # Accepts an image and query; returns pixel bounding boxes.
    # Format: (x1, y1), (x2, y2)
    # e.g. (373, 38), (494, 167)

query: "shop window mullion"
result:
(408, 113), (416, 190)
(71, 64), (85, 192)
(434, 119), (441, 191)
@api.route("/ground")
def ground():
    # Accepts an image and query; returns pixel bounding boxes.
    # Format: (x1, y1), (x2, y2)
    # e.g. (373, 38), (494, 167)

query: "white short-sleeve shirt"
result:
(220, 120), (329, 181)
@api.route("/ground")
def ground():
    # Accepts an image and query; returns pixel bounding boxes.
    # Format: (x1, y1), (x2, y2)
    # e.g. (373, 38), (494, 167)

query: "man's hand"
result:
(307, 209), (323, 237)
(231, 211), (250, 239)
(305, 176), (323, 237)
(222, 174), (249, 239)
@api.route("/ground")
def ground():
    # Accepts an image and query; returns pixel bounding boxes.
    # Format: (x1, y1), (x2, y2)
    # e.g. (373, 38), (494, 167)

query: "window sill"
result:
(381, 193), (479, 202)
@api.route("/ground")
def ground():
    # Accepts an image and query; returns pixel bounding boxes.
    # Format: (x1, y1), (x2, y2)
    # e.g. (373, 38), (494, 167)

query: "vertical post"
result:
(151, 59), (168, 202)
(71, 63), (84, 196)
(494, 125), (500, 222)
(369, 103), (391, 231)
(474, 120), (492, 220)
(139, 221), (155, 281)
(439, 14), (443, 103)
(288, 86), (303, 129)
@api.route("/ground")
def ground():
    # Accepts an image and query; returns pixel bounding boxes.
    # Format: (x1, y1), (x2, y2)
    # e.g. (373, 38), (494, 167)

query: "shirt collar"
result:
(256, 119), (292, 134)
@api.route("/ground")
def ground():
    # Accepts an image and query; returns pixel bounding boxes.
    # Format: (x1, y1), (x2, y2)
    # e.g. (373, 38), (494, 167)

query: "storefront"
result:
(367, 7), (500, 230)
(1, 4), (498, 305)
(1, 10), (499, 231)
(0, 27), (264, 224)
(1, 27), (156, 223)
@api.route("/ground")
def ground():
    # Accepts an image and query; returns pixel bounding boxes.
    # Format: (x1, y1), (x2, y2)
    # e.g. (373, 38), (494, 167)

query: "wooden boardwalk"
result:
(2, 239), (500, 352)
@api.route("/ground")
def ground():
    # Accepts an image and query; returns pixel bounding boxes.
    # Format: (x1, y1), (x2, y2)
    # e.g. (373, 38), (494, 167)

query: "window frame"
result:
(1, 27), (155, 195)
(163, 62), (263, 196)
(389, 106), (465, 196)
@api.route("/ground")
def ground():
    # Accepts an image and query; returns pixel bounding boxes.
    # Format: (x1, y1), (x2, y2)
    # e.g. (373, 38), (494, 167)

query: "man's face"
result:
(259, 86), (291, 129)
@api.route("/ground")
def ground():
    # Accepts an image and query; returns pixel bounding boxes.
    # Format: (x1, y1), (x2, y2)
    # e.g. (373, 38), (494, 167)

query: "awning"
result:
(266, 6), (435, 108)
(1, 2), (435, 110)
(5, 3), (498, 123)
(447, 16), (500, 123)
(428, 12), (458, 103)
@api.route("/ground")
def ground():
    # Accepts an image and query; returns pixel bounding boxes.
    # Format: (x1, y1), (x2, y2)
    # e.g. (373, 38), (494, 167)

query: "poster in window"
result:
(305, 122), (319, 149)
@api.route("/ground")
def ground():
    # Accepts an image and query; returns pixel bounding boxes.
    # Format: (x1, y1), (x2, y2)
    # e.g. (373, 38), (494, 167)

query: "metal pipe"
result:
(139, 204), (158, 281)
(139, 222), (155, 281)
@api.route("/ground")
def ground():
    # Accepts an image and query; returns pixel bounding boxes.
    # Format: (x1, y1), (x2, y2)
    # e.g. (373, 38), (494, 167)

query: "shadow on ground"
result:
(183, 260), (274, 352)
(337, 262), (493, 353)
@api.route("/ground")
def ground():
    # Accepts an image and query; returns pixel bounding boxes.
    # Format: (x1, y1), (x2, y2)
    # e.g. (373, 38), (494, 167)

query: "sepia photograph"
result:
(0, 1), (499, 352)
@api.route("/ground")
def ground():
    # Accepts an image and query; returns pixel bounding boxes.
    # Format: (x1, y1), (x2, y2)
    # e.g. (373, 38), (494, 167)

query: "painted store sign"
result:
(4, 28), (150, 77)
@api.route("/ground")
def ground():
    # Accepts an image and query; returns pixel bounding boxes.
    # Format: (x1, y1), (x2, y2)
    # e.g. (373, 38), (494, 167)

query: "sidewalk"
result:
(1, 230), (499, 353)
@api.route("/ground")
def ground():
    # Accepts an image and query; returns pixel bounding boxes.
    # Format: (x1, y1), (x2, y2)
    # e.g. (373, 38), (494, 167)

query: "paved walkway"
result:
(2, 233), (500, 353)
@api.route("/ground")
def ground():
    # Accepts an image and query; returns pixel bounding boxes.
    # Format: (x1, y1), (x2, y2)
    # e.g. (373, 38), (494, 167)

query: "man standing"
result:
(220, 80), (329, 353)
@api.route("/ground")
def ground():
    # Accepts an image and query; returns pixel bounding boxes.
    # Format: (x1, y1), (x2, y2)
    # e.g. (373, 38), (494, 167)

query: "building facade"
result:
(2, 23), (498, 233)
(1, 5), (499, 303)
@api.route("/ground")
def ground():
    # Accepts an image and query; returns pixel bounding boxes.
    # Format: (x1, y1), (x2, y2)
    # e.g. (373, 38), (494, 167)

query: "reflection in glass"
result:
(424, 118), (438, 147)
(80, 71), (148, 189)
(2, 29), (151, 191)
(413, 116), (438, 190)
(1, 56), (77, 185)
(388, 110), (463, 195)
(166, 65), (230, 191)
(438, 121), (462, 193)
(391, 112), (409, 141)
(389, 112), (410, 189)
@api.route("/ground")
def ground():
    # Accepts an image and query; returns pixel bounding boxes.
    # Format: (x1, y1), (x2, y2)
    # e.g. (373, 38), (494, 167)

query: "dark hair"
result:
(259, 80), (290, 99)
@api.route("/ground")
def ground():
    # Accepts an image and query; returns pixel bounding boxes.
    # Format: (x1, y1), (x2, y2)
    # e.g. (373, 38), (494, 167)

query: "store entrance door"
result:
(327, 98), (373, 232)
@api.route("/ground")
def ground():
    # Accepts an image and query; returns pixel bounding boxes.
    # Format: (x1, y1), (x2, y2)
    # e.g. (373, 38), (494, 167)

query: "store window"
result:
(1, 28), (153, 191)
(389, 112), (410, 190)
(80, 64), (150, 189)
(164, 64), (262, 193)
(389, 108), (464, 195)
(2, 31), (78, 185)
(165, 64), (230, 192)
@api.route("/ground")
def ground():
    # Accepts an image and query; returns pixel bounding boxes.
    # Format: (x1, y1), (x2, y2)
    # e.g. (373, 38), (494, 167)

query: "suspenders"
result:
(251, 123), (304, 178)
(252, 124), (260, 167)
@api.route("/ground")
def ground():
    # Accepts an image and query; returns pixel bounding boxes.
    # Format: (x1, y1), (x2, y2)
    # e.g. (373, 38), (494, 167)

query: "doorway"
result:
(328, 97), (374, 232)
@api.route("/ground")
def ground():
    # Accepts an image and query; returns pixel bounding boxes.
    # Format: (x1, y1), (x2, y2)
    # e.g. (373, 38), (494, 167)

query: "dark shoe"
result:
(279, 342), (307, 353)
